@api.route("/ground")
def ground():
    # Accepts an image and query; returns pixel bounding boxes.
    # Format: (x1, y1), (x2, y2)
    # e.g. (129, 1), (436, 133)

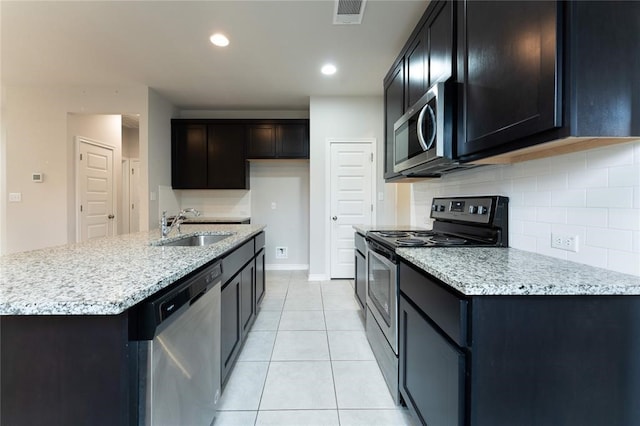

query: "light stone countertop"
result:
(398, 247), (640, 296)
(0, 224), (265, 316)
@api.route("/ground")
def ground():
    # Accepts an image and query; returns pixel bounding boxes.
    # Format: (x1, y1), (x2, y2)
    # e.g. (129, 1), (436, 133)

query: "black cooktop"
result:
(367, 196), (509, 249)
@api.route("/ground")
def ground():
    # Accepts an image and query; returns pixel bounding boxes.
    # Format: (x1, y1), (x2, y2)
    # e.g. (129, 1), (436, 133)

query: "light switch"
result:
(150, 191), (157, 201)
(378, 192), (384, 201)
(9, 192), (22, 202)
(271, 202), (277, 210)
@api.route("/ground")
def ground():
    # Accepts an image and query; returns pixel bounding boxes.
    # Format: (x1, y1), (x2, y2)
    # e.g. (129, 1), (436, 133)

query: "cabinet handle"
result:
(417, 104), (437, 151)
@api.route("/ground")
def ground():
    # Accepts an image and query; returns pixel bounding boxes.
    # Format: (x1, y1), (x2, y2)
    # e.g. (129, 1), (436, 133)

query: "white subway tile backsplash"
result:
(410, 142), (640, 276)
(551, 189), (586, 207)
(586, 187), (633, 208)
(523, 191), (551, 207)
(568, 168), (608, 189)
(586, 227), (632, 251)
(537, 172), (568, 191)
(536, 207), (566, 224)
(567, 245), (608, 269)
(609, 165), (640, 187)
(608, 209), (640, 231)
(586, 144), (634, 169)
(512, 176), (537, 192)
(606, 250), (640, 276)
(566, 208), (608, 228)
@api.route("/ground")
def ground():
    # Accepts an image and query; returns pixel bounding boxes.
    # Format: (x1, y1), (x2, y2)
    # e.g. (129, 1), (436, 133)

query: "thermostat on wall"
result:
(32, 172), (44, 183)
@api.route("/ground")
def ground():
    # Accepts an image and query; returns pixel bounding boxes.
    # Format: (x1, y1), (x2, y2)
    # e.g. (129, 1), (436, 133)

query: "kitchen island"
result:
(0, 224), (265, 425)
(396, 246), (640, 426)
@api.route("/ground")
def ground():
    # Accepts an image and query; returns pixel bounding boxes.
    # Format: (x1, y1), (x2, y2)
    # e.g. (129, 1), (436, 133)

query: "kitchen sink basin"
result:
(158, 234), (232, 247)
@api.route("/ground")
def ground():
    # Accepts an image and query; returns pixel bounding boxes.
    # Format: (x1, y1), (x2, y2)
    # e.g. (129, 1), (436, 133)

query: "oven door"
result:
(366, 247), (398, 354)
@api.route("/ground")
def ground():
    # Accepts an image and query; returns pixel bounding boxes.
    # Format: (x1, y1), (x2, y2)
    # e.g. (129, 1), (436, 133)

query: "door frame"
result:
(325, 138), (377, 279)
(75, 136), (116, 242)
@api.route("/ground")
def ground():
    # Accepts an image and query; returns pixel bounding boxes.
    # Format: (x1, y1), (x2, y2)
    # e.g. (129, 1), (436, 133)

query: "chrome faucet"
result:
(160, 208), (201, 238)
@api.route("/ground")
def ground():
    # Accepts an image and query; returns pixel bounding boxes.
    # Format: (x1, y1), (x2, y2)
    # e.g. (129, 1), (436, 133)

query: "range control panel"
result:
(430, 196), (504, 224)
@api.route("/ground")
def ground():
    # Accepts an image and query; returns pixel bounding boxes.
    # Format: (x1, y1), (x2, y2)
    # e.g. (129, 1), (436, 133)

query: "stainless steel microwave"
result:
(393, 80), (473, 176)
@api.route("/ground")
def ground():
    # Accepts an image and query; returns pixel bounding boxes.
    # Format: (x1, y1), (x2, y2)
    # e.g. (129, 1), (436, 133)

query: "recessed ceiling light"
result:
(321, 64), (337, 75)
(210, 33), (229, 47)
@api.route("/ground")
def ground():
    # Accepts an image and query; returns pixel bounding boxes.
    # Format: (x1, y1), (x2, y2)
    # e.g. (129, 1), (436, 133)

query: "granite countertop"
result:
(0, 224), (265, 316)
(398, 247), (640, 296)
(182, 216), (250, 223)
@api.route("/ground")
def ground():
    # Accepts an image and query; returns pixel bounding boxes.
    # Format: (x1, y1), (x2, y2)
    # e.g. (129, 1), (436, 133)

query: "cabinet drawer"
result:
(399, 261), (467, 347)
(221, 239), (254, 286)
(254, 232), (266, 251)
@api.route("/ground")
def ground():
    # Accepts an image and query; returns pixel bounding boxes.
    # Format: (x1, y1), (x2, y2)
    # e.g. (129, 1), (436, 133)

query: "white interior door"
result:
(330, 142), (374, 279)
(77, 139), (115, 241)
(130, 159), (140, 233)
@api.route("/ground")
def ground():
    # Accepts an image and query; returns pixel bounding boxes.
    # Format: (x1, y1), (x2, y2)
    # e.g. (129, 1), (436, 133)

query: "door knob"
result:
(108, 214), (115, 219)
(332, 216), (337, 221)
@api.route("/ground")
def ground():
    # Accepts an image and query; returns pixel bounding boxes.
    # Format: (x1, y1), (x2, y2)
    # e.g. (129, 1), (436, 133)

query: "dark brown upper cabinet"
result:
(383, 59), (405, 181)
(246, 120), (309, 159)
(382, 0), (454, 182)
(456, 1), (640, 162)
(171, 120), (249, 190)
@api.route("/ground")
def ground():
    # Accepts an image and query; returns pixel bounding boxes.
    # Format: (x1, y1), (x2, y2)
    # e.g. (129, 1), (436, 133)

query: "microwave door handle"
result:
(417, 104), (437, 152)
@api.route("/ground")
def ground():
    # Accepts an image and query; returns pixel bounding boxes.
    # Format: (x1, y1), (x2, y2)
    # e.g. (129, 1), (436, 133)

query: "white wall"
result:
(67, 114), (123, 240)
(309, 96), (388, 279)
(250, 160), (310, 269)
(147, 89), (176, 228)
(178, 190), (251, 217)
(410, 141), (640, 276)
(1, 85), (151, 254)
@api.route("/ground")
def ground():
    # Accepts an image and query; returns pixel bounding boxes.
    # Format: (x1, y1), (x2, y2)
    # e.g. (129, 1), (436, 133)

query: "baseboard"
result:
(265, 264), (309, 271)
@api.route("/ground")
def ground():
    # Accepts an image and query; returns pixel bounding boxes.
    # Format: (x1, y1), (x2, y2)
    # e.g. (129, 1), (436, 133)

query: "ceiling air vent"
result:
(333, 0), (367, 25)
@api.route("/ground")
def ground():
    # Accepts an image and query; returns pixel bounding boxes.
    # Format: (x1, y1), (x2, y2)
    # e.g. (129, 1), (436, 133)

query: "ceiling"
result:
(1, 0), (428, 111)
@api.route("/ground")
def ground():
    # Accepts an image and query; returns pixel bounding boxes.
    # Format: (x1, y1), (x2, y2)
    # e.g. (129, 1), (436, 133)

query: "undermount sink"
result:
(158, 234), (232, 247)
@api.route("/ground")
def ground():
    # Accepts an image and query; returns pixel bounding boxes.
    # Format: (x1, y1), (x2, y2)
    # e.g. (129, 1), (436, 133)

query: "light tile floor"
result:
(215, 270), (415, 426)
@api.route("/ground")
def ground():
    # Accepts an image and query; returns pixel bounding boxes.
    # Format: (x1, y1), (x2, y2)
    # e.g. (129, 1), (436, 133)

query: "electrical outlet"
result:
(276, 246), (288, 259)
(551, 233), (579, 252)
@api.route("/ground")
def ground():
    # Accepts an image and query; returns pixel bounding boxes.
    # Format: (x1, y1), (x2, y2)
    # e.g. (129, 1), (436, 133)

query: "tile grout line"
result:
(321, 282), (343, 425)
(253, 272), (291, 425)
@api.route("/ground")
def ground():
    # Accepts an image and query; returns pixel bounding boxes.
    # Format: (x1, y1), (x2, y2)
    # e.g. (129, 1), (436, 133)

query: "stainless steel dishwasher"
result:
(133, 261), (222, 426)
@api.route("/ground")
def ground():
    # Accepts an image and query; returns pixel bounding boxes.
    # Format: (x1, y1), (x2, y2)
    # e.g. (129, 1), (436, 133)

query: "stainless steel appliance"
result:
(393, 80), (476, 177)
(365, 196), (509, 404)
(133, 261), (222, 426)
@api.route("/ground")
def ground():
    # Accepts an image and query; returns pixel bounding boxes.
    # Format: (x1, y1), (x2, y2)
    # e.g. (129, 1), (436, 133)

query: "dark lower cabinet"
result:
(1, 315), (130, 426)
(255, 248), (265, 305)
(240, 261), (256, 338)
(221, 274), (241, 385)
(221, 231), (266, 386)
(399, 260), (640, 426)
(399, 296), (465, 426)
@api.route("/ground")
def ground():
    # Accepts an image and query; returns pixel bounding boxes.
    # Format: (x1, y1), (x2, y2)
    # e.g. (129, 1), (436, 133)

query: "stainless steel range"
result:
(365, 196), (509, 404)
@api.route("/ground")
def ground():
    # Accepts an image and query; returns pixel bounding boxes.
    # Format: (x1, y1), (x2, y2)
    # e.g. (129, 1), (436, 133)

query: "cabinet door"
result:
(255, 249), (265, 306)
(428, 1), (453, 87)
(207, 124), (248, 189)
(240, 261), (256, 338)
(172, 123), (208, 188)
(354, 250), (366, 309)
(458, 1), (560, 158)
(247, 124), (276, 158)
(399, 296), (465, 426)
(406, 25), (428, 108)
(383, 60), (405, 180)
(221, 276), (241, 384)
(277, 124), (309, 158)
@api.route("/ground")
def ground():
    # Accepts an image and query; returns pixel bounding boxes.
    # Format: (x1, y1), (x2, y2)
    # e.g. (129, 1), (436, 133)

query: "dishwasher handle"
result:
(133, 261), (222, 340)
